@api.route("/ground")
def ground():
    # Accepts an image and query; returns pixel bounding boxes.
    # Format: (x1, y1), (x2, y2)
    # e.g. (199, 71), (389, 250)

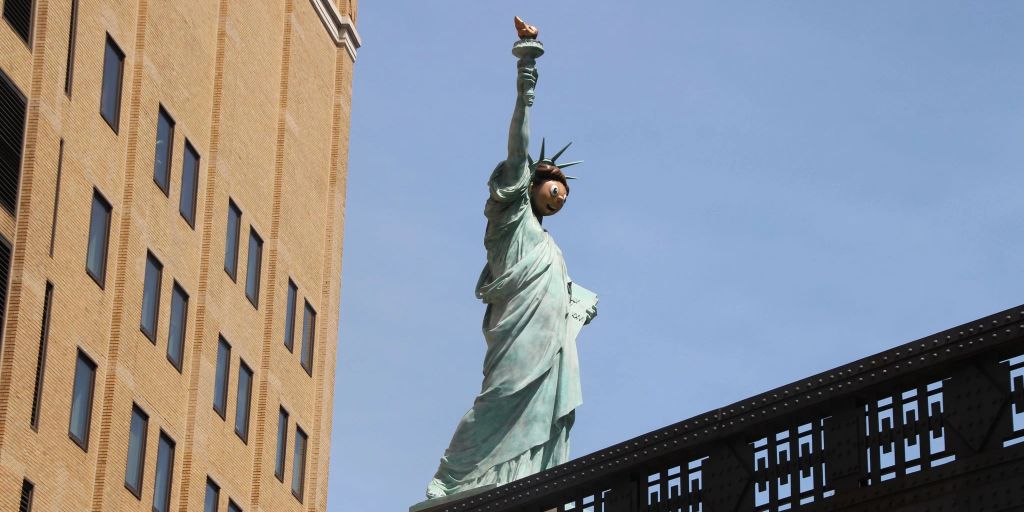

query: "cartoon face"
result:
(531, 179), (568, 216)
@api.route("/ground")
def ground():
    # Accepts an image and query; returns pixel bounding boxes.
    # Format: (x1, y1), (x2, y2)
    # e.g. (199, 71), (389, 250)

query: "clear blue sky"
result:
(327, 2), (1024, 510)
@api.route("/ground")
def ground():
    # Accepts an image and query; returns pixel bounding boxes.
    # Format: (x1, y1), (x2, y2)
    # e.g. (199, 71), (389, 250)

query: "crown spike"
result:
(527, 154), (535, 167)
(557, 160), (583, 169)
(550, 142), (572, 163)
(538, 138), (546, 162)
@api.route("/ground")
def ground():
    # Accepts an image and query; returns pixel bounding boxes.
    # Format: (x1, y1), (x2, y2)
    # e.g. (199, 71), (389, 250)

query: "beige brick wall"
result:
(0, 0), (357, 510)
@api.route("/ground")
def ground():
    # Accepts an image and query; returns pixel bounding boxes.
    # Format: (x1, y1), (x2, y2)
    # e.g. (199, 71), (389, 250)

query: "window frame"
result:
(204, 477), (220, 512)
(48, 139), (64, 256)
(0, 68), (27, 216)
(0, 235), (11, 350)
(19, 477), (34, 512)
(212, 336), (231, 419)
(140, 251), (163, 343)
(283, 279), (297, 352)
(234, 360), (253, 443)
(300, 300), (316, 376)
(275, 406), (289, 482)
(166, 281), (188, 372)
(63, 0), (79, 96)
(291, 425), (308, 502)
(152, 430), (176, 512)
(124, 404), (149, 499)
(99, 34), (125, 133)
(152, 105), (175, 196)
(86, 189), (112, 288)
(223, 200), (241, 281)
(2, 0), (35, 48)
(29, 281), (53, 430)
(178, 140), (199, 228)
(68, 348), (97, 451)
(227, 500), (242, 512)
(244, 228), (262, 308)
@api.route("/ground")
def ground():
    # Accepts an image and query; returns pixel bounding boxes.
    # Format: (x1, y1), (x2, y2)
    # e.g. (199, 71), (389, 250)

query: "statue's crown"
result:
(528, 138), (582, 180)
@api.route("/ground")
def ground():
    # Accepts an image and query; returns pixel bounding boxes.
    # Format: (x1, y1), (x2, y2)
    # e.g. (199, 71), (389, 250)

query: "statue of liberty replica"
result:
(424, 17), (599, 501)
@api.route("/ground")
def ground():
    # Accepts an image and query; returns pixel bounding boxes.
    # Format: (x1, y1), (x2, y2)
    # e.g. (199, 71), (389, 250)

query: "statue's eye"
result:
(550, 185), (558, 198)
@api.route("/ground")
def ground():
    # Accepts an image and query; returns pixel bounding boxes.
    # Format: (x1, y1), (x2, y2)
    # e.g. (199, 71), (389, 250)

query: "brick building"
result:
(0, 0), (360, 510)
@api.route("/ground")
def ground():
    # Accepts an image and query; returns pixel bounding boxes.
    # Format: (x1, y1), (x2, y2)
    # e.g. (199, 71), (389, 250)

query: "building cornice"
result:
(310, 0), (362, 61)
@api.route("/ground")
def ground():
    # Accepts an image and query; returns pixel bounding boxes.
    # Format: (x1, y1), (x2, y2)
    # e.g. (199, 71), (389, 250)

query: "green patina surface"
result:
(420, 33), (597, 505)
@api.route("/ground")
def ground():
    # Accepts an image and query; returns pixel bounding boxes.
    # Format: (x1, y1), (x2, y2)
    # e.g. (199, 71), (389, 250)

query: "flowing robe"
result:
(426, 162), (583, 497)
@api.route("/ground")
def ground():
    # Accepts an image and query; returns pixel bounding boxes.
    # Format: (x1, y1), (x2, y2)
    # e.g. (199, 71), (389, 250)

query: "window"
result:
(19, 478), (34, 512)
(300, 301), (316, 375)
(275, 407), (289, 481)
(283, 280), (296, 352)
(63, 0), (78, 95)
(227, 500), (242, 512)
(152, 431), (175, 512)
(223, 200), (241, 280)
(100, 35), (125, 132)
(48, 139), (64, 257)
(167, 282), (188, 371)
(124, 405), (148, 498)
(29, 282), (53, 430)
(212, 337), (230, 418)
(140, 251), (163, 342)
(234, 361), (253, 443)
(2, 0), (33, 45)
(69, 349), (96, 450)
(179, 141), (199, 227)
(291, 426), (308, 501)
(204, 478), (220, 512)
(244, 229), (262, 307)
(86, 190), (112, 287)
(0, 69), (27, 214)
(153, 107), (175, 195)
(0, 235), (10, 342)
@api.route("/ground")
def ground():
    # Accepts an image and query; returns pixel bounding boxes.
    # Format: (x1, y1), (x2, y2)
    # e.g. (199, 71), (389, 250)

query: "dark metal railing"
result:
(420, 304), (1024, 512)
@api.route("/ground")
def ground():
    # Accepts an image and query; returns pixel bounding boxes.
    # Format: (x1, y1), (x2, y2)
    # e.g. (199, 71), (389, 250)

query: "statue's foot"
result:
(426, 479), (447, 499)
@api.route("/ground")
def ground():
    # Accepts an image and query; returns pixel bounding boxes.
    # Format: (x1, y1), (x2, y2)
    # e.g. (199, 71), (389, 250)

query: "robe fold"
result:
(426, 162), (583, 498)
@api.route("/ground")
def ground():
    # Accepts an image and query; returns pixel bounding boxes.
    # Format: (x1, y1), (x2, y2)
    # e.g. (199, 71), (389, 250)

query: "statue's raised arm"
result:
(499, 17), (544, 187)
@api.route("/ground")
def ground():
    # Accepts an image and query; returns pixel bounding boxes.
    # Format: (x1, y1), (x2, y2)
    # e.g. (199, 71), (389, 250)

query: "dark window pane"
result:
(167, 283), (188, 371)
(69, 349), (96, 450)
(213, 337), (230, 418)
(0, 69), (26, 214)
(0, 236), (11, 345)
(124, 405), (148, 497)
(300, 301), (316, 375)
(48, 140), (64, 256)
(275, 407), (289, 481)
(283, 280), (296, 352)
(99, 35), (124, 132)
(153, 107), (174, 194)
(29, 281), (53, 430)
(291, 426), (307, 501)
(204, 478), (219, 512)
(227, 500), (242, 512)
(234, 362), (253, 443)
(140, 252), (162, 341)
(19, 478), (33, 512)
(152, 432), (175, 512)
(2, 0), (32, 44)
(64, 0), (78, 95)
(179, 141), (199, 227)
(223, 200), (241, 280)
(86, 191), (111, 287)
(244, 229), (262, 307)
